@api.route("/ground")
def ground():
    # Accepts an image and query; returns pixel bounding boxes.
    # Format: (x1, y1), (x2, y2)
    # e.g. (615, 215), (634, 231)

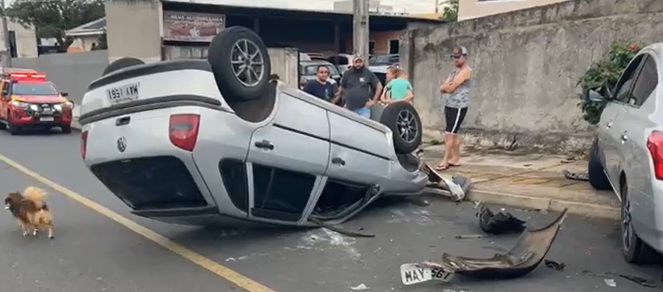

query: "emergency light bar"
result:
(7, 72), (46, 81)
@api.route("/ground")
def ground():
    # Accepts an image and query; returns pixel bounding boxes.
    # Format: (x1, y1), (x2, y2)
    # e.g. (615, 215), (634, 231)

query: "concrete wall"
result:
(268, 48), (299, 88)
(402, 0), (663, 152)
(11, 51), (109, 105)
(458, 0), (570, 20)
(105, 0), (162, 63)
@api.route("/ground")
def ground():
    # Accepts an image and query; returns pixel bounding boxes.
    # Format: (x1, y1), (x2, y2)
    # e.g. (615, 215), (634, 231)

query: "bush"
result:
(577, 42), (641, 125)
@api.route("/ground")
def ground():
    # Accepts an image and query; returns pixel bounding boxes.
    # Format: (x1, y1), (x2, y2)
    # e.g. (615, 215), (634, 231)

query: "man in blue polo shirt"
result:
(303, 65), (340, 104)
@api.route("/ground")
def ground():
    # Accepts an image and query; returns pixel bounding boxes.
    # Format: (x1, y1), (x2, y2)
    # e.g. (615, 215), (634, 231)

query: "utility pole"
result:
(1, 0), (11, 67)
(352, 0), (369, 66)
(435, 0), (439, 13)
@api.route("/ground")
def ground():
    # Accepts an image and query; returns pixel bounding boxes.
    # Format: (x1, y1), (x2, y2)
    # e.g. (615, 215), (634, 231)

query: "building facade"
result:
(458, 0), (570, 20)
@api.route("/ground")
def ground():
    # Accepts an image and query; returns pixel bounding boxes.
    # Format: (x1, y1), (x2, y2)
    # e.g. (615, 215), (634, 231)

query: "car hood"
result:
(13, 95), (65, 103)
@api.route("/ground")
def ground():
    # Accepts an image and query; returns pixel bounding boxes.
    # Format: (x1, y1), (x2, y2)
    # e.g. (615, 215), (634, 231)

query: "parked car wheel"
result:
(620, 180), (658, 264)
(103, 57), (145, 76)
(588, 139), (611, 190)
(61, 125), (72, 134)
(208, 26), (271, 103)
(379, 102), (422, 154)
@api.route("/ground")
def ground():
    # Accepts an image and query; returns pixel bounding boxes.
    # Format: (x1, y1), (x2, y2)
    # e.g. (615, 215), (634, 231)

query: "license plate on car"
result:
(107, 82), (140, 104)
(40, 117), (54, 122)
(400, 263), (454, 285)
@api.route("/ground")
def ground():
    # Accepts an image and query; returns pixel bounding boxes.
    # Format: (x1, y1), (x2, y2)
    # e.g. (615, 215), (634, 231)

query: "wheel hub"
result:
(230, 38), (265, 87)
(396, 109), (418, 144)
(622, 198), (632, 251)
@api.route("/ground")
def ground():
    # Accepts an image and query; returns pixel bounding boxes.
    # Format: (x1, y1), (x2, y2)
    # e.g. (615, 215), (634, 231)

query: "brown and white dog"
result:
(4, 186), (54, 239)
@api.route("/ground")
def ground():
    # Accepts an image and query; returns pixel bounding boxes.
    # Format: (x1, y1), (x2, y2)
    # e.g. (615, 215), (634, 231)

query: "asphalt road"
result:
(0, 129), (661, 292)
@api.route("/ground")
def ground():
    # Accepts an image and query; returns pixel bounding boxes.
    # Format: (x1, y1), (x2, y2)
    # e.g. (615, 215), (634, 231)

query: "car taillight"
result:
(646, 130), (663, 180)
(169, 114), (200, 152)
(81, 130), (88, 160)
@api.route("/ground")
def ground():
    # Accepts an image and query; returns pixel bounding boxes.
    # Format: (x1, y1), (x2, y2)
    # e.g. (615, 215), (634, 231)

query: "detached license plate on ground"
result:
(107, 82), (140, 104)
(400, 263), (454, 285)
(39, 116), (54, 122)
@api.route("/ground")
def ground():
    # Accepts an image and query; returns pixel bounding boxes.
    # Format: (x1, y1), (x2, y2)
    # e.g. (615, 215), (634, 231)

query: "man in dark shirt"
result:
(303, 65), (340, 103)
(338, 55), (382, 118)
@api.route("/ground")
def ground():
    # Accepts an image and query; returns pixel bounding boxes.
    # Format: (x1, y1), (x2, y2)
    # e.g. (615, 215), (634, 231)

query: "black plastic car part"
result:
(421, 208), (568, 280)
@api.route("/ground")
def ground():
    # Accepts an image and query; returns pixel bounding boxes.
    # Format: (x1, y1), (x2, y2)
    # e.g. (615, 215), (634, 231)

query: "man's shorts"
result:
(444, 106), (468, 134)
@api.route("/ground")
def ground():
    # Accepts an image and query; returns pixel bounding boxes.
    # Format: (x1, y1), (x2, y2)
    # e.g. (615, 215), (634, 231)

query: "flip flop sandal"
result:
(436, 164), (450, 171)
(448, 163), (461, 167)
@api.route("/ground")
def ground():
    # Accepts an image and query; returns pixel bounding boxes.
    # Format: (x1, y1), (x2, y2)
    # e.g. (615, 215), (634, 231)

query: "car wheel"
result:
(379, 102), (422, 154)
(103, 57), (145, 76)
(208, 26), (271, 103)
(620, 181), (658, 264)
(588, 139), (611, 190)
(6, 115), (19, 135)
(61, 125), (72, 134)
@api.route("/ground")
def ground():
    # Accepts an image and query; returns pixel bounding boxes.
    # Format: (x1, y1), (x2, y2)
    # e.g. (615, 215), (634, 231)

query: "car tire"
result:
(620, 181), (658, 264)
(588, 139), (611, 190)
(61, 125), (72, 134)
(208, 26), (271, 102)
(6, 115), (19, 135)
(103, 57), (145, 76)
(379, 102), (422, 154)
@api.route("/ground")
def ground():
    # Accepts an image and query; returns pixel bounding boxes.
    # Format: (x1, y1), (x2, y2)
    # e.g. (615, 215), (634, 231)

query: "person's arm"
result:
(401, 81), (414, 103)
(441, 68), (471, 93)
(330, 83), (341, 104)
(368, 72), (383, 105)
(380, 85), (389, 103)
(337, 75), (348, 96)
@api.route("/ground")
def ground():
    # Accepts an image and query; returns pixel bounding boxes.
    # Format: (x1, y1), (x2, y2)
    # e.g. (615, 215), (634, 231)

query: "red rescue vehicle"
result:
(0, 69), (75, 135)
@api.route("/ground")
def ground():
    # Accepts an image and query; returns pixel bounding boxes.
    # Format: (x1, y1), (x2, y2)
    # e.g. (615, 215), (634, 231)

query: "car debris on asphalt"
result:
(475, 202), (527, 235)
(582, 270), (657, 288)
(562, 169), (589, 181)
(543, 259), (565, 271)
(399, 209), (568, 285)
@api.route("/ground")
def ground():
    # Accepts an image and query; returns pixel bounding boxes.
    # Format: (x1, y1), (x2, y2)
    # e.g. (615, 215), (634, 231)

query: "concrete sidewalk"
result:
(421, 144), (620, 220)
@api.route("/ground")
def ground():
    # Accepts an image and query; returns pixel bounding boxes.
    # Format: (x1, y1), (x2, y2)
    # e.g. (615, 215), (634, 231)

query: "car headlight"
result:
(10, 101), (29, 108)
(53, 104), (63, 111)
(29, 104), (38, 111)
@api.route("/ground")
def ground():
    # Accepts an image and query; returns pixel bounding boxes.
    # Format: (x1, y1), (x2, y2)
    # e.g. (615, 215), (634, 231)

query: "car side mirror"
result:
(60, 92), (69, 97)
(587, 89), (604, 102)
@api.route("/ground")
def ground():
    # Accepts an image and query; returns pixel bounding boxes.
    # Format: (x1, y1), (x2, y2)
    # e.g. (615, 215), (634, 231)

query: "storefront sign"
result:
(163, 11), (225, 42)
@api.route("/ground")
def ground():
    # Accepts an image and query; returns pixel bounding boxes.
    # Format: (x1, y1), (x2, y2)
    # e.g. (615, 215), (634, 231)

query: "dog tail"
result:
(23, 186), (48, 209)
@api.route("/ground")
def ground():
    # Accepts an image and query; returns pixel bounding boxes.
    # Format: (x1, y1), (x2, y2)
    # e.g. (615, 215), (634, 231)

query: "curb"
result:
(466, 188), (620, 220)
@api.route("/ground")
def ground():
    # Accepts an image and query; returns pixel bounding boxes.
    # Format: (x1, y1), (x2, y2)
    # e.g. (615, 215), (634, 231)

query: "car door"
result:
(601, 54), (646, 183)
(613, 52), (659, 231)
(246, 91), (331, 223)
(0, 81), (9, 119)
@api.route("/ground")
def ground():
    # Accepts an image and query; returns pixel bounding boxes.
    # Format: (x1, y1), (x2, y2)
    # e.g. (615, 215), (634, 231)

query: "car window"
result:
(12, 82), (58, 95)
(613, 55), (645, 103)
(303, 65), (318, 76)
(629, 55), (658, 107)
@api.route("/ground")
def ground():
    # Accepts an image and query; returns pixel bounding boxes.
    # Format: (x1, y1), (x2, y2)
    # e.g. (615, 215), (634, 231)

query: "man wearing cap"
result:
(436, 46), (473, 171)
(338, 55), (383, 118)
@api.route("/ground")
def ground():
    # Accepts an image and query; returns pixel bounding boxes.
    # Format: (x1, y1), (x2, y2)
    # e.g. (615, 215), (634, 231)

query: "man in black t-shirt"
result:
(338, 55), (382, 117)
(303, 65), (340, 104)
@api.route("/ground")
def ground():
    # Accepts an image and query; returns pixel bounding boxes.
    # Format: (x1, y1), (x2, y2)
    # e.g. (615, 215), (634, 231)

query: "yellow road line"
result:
(0, 153), (277, 292)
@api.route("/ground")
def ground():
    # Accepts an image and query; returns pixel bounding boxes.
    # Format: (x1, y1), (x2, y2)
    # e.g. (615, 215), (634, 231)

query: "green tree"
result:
(7, 0), (105, 51)
(441, 0), (458, 22)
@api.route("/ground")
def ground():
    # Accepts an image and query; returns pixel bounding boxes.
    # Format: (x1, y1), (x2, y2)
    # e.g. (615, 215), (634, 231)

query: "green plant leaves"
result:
(577, 42), (641, 124)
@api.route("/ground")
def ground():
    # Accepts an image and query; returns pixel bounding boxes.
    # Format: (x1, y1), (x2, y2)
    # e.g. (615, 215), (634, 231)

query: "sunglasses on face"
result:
(451, 55), (462, 59)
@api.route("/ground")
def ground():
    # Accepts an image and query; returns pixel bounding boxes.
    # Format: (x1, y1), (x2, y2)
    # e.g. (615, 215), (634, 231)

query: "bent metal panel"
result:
(163, 11), (226, 42)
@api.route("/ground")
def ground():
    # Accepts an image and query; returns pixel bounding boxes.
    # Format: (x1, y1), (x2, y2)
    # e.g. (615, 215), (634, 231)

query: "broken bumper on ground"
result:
(401, 208), (568, 285)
